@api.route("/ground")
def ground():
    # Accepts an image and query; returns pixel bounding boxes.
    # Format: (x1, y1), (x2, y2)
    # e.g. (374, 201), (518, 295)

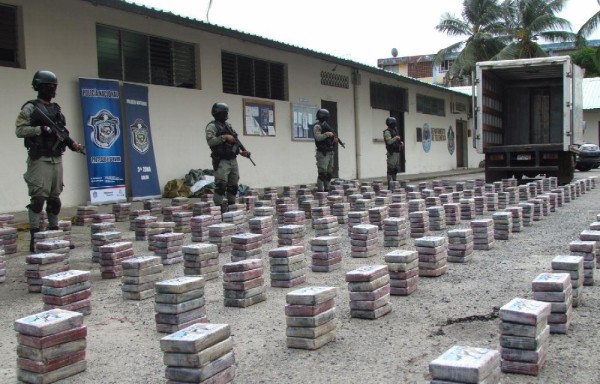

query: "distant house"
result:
(377, 40), (600, 86)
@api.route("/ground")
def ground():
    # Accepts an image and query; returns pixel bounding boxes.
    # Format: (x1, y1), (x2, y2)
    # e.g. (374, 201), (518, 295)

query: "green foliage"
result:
(571, 47), (600, 77)
(435, 0), (584, 80)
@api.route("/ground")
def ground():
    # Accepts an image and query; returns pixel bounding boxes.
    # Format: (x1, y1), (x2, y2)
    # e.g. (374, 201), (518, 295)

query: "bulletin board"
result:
(243, 99), (275, 136)
(292, 103), (319, 141)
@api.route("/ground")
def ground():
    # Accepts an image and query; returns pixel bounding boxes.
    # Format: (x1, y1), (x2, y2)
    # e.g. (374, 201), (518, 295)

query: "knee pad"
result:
(215, 181), (227, 195)
(27, 196), (46, 214)
(46, 197), (62, 215)
(325, 173), (333, 181)
(226, 185), (238, 196)
(318, 172), (327, 182)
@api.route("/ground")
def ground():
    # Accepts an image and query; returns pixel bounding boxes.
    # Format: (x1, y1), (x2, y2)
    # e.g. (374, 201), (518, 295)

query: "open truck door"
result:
(570, 62), (584, 148)
(473, 68), (483, 154)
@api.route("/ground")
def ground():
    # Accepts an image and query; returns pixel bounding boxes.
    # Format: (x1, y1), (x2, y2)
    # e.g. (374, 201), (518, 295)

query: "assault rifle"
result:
(322, 122), (345, 149)
(225, 123), (256, 166)
(31, 105), (86, 155)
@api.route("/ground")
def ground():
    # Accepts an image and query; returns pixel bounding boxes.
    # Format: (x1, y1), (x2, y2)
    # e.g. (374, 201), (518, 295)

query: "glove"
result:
(40, 126), (52, 136)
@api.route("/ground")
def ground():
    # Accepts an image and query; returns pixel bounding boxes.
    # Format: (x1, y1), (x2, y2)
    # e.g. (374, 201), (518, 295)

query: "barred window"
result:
(96, 24), (196, 88)
(416, 94), (445, 116)
(370, 82), (408, 112)
(321, 71), (349, 89)
(221, 51), (286, 101)
(0, 3), (20, 68)
(407, 61), (433, 79)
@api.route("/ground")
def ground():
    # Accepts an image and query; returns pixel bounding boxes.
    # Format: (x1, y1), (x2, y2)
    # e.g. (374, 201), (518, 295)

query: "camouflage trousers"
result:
(315, 151), (334, 192)
(386, 152), (400, 186)
(24, 156), (64, 229)
(213, 158), (240, 206)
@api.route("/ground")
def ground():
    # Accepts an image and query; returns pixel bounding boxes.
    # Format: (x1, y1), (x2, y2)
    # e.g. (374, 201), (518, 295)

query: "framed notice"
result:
(292, 104), (318, 141)
(243, 99), (275, 136)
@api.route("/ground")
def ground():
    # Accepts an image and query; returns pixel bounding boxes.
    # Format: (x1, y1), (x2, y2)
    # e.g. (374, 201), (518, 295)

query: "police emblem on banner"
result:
(87, 109), (120, 149)
(447, 125), (456, 155)
(130, 118), (150, 154)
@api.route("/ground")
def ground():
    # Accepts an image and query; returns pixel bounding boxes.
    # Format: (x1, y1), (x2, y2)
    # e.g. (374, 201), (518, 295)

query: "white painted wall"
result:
(0, 0), (482, 213)
(583, 110), (600, 145)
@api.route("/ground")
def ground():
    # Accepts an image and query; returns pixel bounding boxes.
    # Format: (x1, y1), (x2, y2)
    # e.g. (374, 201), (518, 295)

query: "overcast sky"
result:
(128, 0), (600, 67)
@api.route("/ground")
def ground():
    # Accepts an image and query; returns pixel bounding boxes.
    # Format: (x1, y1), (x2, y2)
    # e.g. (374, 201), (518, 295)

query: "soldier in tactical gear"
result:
(205, 102), (251, 213)
(383, 117), (404, 187)
(313, 108), (338, 192)
(15, 70), (83, 252)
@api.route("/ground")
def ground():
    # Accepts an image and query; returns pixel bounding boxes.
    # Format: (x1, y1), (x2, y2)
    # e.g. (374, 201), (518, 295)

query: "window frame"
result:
(96, 24), (197, 89)
(0, 3), (23, 68)
(221, 51), (287, 101)
(416, 94), (446, 117)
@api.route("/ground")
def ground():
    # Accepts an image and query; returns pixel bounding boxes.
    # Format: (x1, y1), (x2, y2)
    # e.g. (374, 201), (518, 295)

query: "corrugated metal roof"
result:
(82, 0), (469, 97)
(451, 78), (600, 111)
(583, 77), (600, 110)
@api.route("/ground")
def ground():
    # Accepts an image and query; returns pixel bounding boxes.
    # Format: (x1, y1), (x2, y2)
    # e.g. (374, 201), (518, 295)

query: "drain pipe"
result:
(352, 68), (362, 179)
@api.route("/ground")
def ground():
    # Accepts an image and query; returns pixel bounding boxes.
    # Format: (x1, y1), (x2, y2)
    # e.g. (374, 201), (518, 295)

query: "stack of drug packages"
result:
(498, 297), (551, 376)
(222, 259), (266, 308)
(14, 309), (87, 383)
(155, 276), (208, 333)
(346, 265), (391, 319)
(160, 323), (235, 383)
(121, 256), (163, 300)
(429, 345), (500, 384)
(285, 286), (337, 350)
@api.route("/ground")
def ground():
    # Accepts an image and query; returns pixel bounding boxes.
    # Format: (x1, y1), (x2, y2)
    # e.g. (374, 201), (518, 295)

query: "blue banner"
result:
(78, 78), (127, 204)
(122, 83), (161, 200)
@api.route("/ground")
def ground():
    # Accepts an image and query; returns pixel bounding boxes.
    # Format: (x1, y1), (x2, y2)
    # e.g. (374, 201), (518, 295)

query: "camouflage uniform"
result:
(16, 101), (72, 230)
(384, 126), (402, 186)
(206, 120), (240, 206)
(313, 122), (335, 192)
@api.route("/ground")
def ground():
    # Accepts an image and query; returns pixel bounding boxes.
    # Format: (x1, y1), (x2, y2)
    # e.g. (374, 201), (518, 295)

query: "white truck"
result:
(473, 56), (584, 185)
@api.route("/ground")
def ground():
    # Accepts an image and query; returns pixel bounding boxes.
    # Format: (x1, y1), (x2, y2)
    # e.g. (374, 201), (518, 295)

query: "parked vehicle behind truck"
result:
(473, 56), (585, 185)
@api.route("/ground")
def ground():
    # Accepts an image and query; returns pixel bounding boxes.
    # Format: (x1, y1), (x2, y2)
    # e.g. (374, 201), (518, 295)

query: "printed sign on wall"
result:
(79, 78), (126, 204)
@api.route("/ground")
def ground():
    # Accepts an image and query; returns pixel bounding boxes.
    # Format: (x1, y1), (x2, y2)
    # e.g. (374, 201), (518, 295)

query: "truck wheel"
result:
(557, 153), (575, 185)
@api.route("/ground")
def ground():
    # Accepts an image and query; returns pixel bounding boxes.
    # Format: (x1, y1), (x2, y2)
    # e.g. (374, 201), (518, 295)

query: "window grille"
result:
(320, 71), (349, 89)
(416, 94), (445, 116)
(96, 24), (196, 89)
(221, 51), (286, 101)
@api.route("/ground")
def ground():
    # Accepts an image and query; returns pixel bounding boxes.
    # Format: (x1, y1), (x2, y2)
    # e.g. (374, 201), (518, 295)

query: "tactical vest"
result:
(23, 100), (68, 159)
(384, 127), (401, 153)
(314, 121), (335, 153)
(209, 121), (238, 160)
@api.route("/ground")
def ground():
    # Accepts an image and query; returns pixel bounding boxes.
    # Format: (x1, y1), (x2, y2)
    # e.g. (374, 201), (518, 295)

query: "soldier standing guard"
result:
(313, 109), (338, 192)
(205, 102), (251, 213)
(15, 70), (84, 252)
(383, 117), (404, 187)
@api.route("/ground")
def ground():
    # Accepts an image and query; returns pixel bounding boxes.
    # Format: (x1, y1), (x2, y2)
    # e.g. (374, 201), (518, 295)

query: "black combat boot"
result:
(29, 228), (39, 253)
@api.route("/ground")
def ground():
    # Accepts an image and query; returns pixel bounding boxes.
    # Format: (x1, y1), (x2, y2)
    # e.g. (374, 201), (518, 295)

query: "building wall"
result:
(0, 0), (481, 213)
(583, 110), (600, 145)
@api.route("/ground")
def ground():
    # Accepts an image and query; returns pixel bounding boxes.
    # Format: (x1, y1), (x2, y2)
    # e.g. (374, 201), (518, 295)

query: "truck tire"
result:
(557, 153), (575, 185)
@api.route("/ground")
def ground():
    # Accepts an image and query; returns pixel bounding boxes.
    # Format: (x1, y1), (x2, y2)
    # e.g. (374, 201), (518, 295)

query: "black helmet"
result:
(316, 109), (329, 121)
(386, 117), (397, 127)
(32, 70), (58, 91)
(211, 102), (229, 117)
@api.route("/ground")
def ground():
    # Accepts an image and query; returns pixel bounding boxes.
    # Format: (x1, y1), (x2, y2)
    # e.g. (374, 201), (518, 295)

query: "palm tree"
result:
(575, 0), (600, 45)
(493, 0), (575, 59)
(434, 0), (506, 85)
(574, 1), (600, 67)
